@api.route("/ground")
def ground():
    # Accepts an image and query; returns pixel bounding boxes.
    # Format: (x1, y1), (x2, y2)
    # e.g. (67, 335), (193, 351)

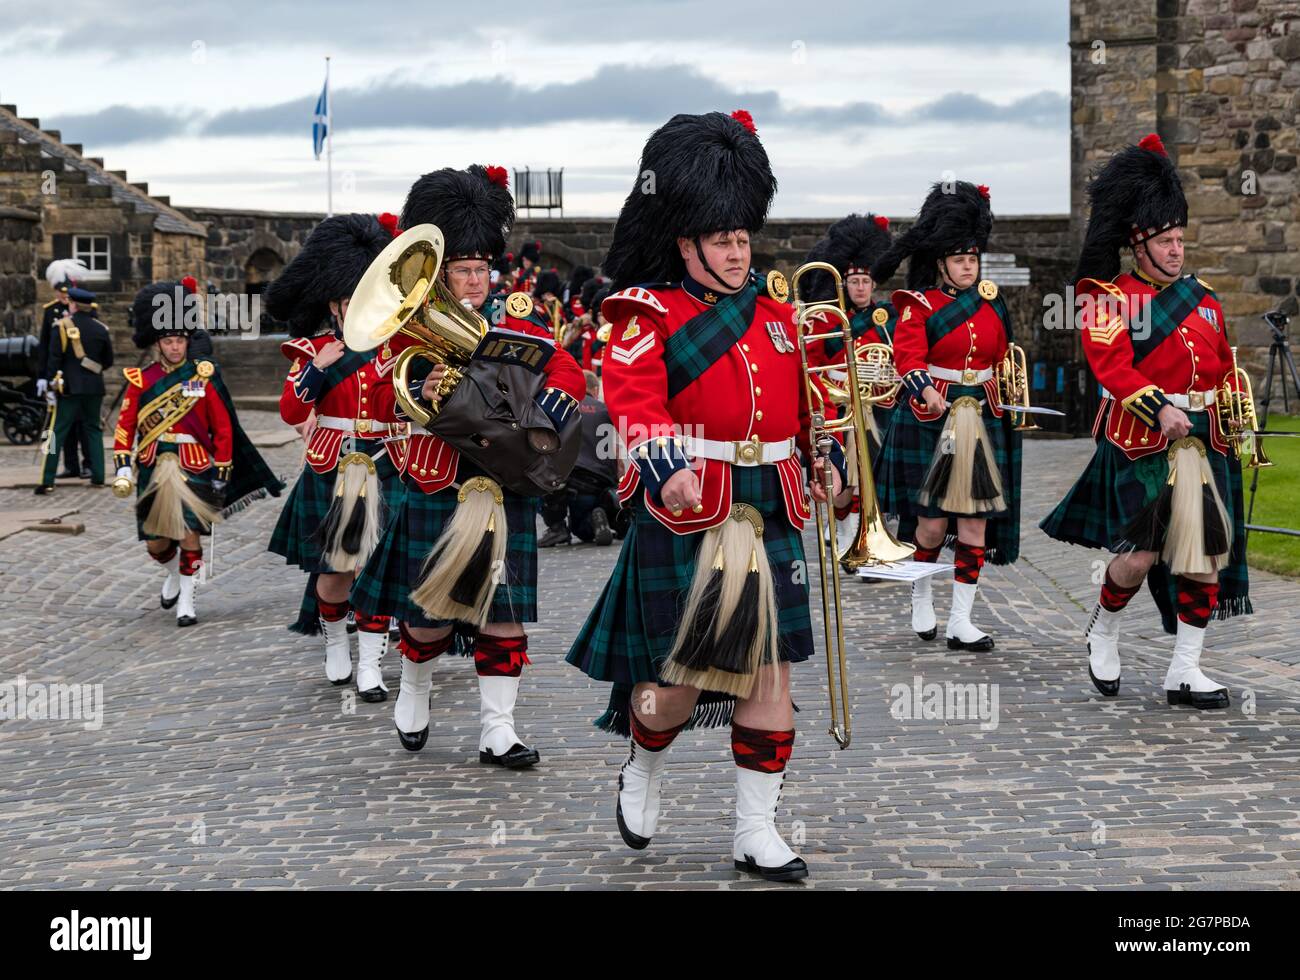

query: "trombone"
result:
(792, 261), (916, 749)
(1218, 345), (1272, 468)
(342, 224), (488, 428)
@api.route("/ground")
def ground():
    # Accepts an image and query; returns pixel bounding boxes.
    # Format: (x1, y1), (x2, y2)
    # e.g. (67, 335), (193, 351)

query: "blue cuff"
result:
(805, 436), (848, 487)
(630, 436), (692, 506)
(293, 361), (325, 403)
(1123, 387), (1170, 431)
(901, 369), (934, 402)
(536, 387), (580, 430)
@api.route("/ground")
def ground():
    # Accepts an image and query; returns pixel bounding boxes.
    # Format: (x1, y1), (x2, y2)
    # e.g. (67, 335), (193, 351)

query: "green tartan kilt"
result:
(136, 441), (216, 542)
(350, 467), (539, 627)
(1039, 410), (1251, 630)
(874, 384), (1022, 565)
(565, 464), (813, 736)
(267, 436), (402, 574)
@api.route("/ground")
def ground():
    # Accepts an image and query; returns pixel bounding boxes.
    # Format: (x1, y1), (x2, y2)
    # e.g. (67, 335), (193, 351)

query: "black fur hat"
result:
(266, 213), (389, 338)
(603, 109), (776, 289)
(519, 240), (541, 264)
(568, 264), (594, 297)
(1075, 134), (1188, 283)
(129, 279), (200, 349)
(591, 284), (613, 323)
(801, 213), (894, 304)
(871, 182), (993, 291)
(400, 165), (515, 261)
(580, 274), (608, 313)
(534, 268), (562, 298)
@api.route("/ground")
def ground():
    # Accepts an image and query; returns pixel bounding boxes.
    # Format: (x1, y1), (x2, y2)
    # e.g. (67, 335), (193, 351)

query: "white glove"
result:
(45, 389), (57, 406)
(36, 378), (48, 397)
(116, 466), (132, 480)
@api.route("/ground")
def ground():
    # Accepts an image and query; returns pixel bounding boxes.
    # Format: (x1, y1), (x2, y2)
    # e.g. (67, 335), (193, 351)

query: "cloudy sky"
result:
(0, 0), (1069, 218)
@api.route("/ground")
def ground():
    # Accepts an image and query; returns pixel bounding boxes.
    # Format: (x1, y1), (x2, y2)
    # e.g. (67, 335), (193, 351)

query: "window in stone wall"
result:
(72, 235), (111, 277)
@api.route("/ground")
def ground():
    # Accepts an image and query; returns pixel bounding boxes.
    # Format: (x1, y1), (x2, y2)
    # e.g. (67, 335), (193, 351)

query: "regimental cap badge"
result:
(977, 280), (999, 301)
(872, 307), (889, 327)
(505, 292), (534, 319)
(195, 360), (215, 379)
(766, 270), (790, 304)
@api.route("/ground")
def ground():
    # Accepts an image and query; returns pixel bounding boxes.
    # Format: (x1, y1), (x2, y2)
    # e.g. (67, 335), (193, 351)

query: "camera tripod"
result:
(1245, 309), (1300, 539)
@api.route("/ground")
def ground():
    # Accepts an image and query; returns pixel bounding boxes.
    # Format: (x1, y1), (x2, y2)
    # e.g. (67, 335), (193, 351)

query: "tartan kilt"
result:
(1039, 410), (1251, 631)
(267, 437), (402, 573)
(136, 442), (216, 542)
(565, 464), (813, 736)
(351, 469), (539, 627)
(874, 384), (1022, 565)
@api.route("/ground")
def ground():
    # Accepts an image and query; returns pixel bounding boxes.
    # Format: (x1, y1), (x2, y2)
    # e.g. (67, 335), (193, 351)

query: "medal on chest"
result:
(765, 320), (795, 354)
(181, 379), (206, 398)
(1196, 305), (1220, 331)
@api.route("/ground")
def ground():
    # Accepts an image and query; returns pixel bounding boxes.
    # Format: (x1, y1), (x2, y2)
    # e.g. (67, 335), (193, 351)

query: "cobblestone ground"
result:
(1, 412), (1298, 890)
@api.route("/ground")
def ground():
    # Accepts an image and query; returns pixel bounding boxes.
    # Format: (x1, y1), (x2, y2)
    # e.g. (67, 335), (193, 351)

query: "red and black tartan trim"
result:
(1176, 576), (1219, 629)
(179, 548), (202, 577)
(473, 635), (531, 677)
(151, 542), (178, 565)
(1100, 569), (1141, 613)
(398, 622), (454, 663)
(913, 542), (942, 564)
(353, 610), (389, 634)
(731, 723), (795, 774)
(630, 712), (687, 753)
(317, 597), (350, 623)
(953, 541), (985, 584)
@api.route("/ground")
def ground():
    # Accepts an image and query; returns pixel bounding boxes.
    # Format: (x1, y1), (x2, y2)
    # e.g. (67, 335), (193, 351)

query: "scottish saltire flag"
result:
(312, 77), (329, 160)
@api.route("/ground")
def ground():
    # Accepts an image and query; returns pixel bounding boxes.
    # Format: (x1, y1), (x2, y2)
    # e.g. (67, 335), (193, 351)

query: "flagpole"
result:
(325, 55), (333, 217)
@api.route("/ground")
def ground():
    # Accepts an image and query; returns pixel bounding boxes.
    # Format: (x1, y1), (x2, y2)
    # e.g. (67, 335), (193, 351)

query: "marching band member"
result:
(1040, 134), (1252, 709)
(566, 110), (849, 882)
(871, 182), (1022, 650)
(115, 280), (281, 626)
(350, 165), (586, 768)
(266, 213), (406, 699)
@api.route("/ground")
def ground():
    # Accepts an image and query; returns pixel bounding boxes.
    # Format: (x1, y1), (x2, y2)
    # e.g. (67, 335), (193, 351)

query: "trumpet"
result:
(342, 224), (488, 428)
(545, 296), (565, 344)
(996, 342), (1039, 431)
(1218, 346), (1272, 468)
(792, 261), (916, 749)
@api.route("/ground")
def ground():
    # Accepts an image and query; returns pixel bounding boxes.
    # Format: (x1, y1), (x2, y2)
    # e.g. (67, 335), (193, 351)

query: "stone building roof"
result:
(0, 103), (206, 238)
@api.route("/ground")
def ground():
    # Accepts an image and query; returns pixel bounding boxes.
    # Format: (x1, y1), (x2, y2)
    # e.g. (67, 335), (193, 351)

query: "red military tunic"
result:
(114, 361), (233, 472)
(600, 278), (814, 534)
(1079, 271), (1238, 460)
(892, 285), (1010, 423)
(382, 297), (586, 494)
(278, 332), (406, 474)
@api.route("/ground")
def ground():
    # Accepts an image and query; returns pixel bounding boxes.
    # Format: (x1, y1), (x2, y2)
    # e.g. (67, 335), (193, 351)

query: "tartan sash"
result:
(1129, 275), (1208, 366)
(925, 287), (1012, 347)
(136, 361), (208, 454)
(318, 344), (377, 402)
(663, 279), (760, 399)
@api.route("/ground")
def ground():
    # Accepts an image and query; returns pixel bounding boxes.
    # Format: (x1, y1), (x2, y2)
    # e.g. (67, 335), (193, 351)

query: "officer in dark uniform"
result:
(37, 261), (92, 478)
(37, 286), (113, 493)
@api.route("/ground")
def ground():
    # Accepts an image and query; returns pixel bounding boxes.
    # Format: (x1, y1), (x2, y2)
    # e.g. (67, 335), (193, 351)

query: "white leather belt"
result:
(683, 435), (795, 466)
(1102, 388), (1216, 411)
(928, 364), (994, 385)
(317, 415), (394, 435)
(159, 432), (197, 444)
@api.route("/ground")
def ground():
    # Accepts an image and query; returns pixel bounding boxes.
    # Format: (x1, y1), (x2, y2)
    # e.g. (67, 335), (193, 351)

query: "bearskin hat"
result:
(400, 164), (514, 263)
(568, 264), (594, 297)
(580, 274), (609, 313)
(801, 213), (893, 304)
(591, 283), (613, 323)
(1074, 134), (1188, 283)
(603, 110), (777, 289)
(129, 277), (201, 349)
(519, 240), (541, 264)
(265, 213), (389, 338)
(871, 182), (993, 291)
(534, 268), (562, 299)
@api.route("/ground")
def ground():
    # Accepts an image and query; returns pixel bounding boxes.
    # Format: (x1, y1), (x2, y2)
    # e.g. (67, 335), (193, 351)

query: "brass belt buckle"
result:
(736, 436), (761, 465)
(962, 368), (978, 385)
(355, 418), (372, 434)
(1188, 391), (1205, 411)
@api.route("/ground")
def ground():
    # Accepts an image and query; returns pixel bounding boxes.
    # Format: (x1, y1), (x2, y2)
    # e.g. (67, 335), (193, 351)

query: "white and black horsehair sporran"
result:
(919, 395), (1005, 514)
(311, 451), (384, 573)
(662, 503), (780, 699)
(1120, 436), (1232, 575)
(410, 476), (508, 627)
(137, 452), (221, 541)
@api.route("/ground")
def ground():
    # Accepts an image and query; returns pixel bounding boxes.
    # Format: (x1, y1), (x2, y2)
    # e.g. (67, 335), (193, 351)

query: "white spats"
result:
(176, 574), (197, 624)
(732, 767), (799, 870)
(393, 656), (436, 735)
(160, 552), (180, 606)
(478, 675), (524, 755)
(1087, 604), (1122, 682)
(946, 581), (989, 644)
(355, 630), (389, 695)
(1165, 619), (1226, 694)
(911, 574), (937, 635)
(618, 742), (671, 840)
(320, 615), (353, 684)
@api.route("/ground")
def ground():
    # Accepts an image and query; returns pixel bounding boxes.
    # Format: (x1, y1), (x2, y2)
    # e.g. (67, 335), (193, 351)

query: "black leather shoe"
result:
(946, 634), (995, 652)
(329, 673), (352, 687)
(160, 592), (179, 610)
(1166, 684), (1229, 710)
(1087, 644), (1120, 696)
(538, 526), (571, 548)
(397, 725), (428, 751)
(358, 686), (387, 703)
(616, 796), (650, 850)
(33, 485), (54, 496)
(916, 627), (937, 641)
(591, 509), (614, 546)
(734, 854), (809, 882)
(177, 614), (198, 628)
(79, 468), (92, 479)
(56, 468), (77, 479)
(480, 743), (541, 769)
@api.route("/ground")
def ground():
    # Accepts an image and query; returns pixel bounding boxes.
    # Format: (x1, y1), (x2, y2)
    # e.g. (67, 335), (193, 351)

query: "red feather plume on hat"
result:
(1138, 133), (1168, 157)
(730, 109), (756, 135)
(181, 275), (198, 294)
(977, 184), (990, 201)
(485, 165), (509, 188)
(377, 212), (400, 237)
(874, 215), (889, 230)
